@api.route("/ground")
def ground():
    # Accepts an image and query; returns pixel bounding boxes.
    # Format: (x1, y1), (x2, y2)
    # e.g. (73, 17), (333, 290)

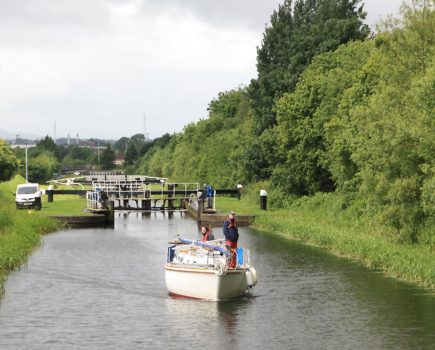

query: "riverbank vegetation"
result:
(0, 176), (60, 293)
(134, 0), (434, 289)
(218, 188), (434, 289)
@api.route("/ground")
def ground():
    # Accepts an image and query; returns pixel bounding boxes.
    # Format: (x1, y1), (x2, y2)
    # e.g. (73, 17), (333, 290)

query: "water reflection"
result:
(0, 212), (433, 350)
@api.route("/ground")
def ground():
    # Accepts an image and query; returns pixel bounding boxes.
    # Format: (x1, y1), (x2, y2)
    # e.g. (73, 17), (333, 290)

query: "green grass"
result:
(216, 187), (435, 291)
(216, 196), (263, 215)
(0, 176), (61, 293)
(41, 195), (91, 216)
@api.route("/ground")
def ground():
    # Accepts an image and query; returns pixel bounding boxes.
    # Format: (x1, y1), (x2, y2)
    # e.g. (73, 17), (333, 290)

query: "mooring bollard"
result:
(237, 184), (243, 200)
(197, 198), (203, 222)
(47, 185), (54, 203)
(168, 184), (175, 210)
(106, 200), (115, 226)
(260, 189), (267, 210)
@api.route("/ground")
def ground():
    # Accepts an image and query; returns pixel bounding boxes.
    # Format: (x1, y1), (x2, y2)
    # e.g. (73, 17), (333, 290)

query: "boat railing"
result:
(204, 239), (252, 269)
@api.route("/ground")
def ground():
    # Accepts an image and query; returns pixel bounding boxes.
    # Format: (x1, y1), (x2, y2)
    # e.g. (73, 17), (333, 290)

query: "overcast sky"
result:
(0, 0), (403, 141)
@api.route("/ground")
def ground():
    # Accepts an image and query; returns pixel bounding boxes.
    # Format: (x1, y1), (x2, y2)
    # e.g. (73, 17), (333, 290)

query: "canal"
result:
(0, 212), (434, 349)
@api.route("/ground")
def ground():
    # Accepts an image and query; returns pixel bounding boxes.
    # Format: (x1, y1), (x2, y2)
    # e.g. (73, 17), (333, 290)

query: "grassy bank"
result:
(216, 187), (435, 291)
(41, 195), (90, 216)
(0, 176), (61, 293)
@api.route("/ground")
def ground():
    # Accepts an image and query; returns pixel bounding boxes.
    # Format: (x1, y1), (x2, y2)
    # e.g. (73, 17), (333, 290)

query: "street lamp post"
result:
(25, 143), (28, 182)
(97, 139), (100, 171)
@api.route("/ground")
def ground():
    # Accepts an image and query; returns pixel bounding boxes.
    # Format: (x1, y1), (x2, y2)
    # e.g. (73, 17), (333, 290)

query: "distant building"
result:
(6, 138), (36, 148)
(79, 140), (97, 147)
(114, 151), (125, 166)
(9, 143), (37, 149)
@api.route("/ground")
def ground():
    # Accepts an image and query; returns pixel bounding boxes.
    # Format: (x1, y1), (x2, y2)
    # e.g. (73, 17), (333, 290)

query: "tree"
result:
(60, 145), (95, 170)
(152, 133), (172, 149)
(0, 140), (19, 181)
(273, 40), (373, 195)
(101, 144), (115, 170)
(36, 136), (58, 156)
(129, 133), (146, 150)
(139, 140), (153, 156)
(68, 145), (93, 161)
(114, 137), (129, 152)
(322, 1), (435, 242)
(376, 0), (435, 74)
(27, 151), (59, 183)
(124, 142), (139, 166)
(207, 90), (246, 120)
(246, 0), (369, 180)
(248, 0), (369, 135)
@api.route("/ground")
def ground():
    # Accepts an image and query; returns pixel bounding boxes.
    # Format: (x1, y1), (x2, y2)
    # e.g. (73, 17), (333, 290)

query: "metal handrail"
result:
(92, 181), (152, 199)
(166, 182), (200, 199)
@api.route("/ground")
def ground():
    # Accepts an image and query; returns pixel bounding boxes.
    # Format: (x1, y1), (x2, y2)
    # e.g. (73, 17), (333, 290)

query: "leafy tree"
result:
(149, 133), (173, 150)
(273, 40), (373, 195)
(114, 137), (129, 153)
(376, 0), (435, 73)
(129, 134), (146, 151)
(207, 90), (246, 120)
(60, 145), (95, 170)
(101, 144), (115, 170)
(68, 145), (93, 161)
(134, 89), (253, 186)
(124, 142), (139, 166)
(324, 1), (435, 242)
(36, 136), (58, 156)
(139, 140), (153, 156)
(246, 0), (369, 180)
(248, 0), (369, 135)
(27, 151), (59, 183)
(0, 140), (19, 181)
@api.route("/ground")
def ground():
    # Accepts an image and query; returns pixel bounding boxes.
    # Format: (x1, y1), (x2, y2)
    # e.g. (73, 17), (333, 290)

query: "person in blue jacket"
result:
(223, 211), (239, 268)
(203, 184), (214, 208)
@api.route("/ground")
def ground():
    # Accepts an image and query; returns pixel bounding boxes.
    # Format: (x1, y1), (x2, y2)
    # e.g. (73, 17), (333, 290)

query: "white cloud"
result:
(0, 0), (404, 140)
(0, 48), (68, 109)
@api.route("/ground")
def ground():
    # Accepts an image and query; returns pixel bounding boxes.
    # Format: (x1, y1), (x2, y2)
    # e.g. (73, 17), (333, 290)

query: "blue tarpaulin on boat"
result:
(178, 238), (231, 256)
(237, 248), (244, 265)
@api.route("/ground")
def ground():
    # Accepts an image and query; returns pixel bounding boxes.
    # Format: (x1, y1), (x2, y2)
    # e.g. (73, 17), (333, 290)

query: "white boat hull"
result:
(165, 265), (249, 301)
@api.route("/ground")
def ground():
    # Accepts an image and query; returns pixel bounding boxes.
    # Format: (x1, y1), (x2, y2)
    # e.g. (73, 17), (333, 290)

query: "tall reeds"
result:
(252, 193), (435, 290)
(217, 188), (435, 290)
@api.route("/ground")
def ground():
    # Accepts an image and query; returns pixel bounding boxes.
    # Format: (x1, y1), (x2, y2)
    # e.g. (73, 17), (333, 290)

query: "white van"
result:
(15, 183), (42, 210)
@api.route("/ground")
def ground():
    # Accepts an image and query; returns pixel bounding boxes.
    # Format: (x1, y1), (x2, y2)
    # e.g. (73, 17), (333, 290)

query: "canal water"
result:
(0, 212), (434, 350)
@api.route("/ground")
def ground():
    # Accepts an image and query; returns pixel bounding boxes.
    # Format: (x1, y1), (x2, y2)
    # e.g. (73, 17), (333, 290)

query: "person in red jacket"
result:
(200, 225), (214, 241)
(223, 211), (239, 268)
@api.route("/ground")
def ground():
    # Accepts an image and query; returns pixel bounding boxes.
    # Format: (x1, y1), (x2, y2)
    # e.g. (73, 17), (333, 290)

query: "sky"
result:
(0, 0), (403, 141)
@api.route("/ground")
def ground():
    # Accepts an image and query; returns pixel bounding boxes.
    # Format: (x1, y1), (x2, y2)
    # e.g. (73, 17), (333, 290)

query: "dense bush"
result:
(26, 151), (59, 184)
(0, 140), (18, 181)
